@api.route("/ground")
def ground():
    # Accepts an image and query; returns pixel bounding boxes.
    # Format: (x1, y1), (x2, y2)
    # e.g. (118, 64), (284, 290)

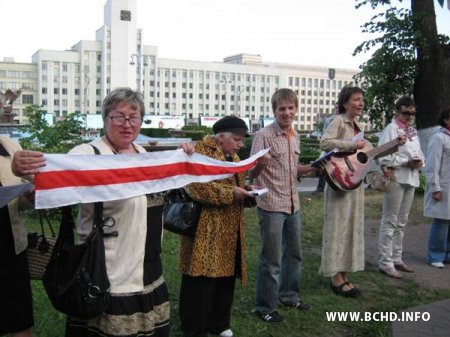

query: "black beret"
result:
(212, 115), (250, 137)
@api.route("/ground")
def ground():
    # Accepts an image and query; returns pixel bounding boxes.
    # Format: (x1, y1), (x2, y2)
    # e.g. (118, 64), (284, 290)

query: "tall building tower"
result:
(103, 0), (139, 90)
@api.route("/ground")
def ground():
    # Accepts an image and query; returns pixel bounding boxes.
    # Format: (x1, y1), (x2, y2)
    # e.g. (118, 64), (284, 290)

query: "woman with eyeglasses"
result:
(12, 87), (194, 337)
(376, 96), (424, 279)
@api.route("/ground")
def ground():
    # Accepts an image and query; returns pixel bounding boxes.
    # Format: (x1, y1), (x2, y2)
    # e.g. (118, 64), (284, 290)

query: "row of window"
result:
(42, 62), (80, 73)
(0, 70), (36, 79)
(42, 88), (102, 95)
(159, 69), (278, 84)
(148, 102), (272, 114)
(41, 99), (101, 108)
(288, 77), (352, 89)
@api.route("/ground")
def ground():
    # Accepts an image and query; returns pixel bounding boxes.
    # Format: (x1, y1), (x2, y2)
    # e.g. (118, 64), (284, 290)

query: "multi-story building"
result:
(0, 58), (37, 124)
(0, 0), (366, 131)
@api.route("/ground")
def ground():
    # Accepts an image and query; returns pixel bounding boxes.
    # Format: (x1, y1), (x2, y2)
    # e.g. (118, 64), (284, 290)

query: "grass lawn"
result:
(26, 192), (450, 337)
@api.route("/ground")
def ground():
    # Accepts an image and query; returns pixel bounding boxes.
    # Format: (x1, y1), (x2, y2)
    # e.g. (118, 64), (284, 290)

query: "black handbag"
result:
(42, 203), (115, 319)
(163, 188), (201, 237)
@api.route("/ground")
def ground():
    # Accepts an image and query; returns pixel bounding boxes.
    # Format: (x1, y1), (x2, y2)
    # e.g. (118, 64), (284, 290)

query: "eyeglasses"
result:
(109, 115), (143, 126)
(401, 111), (416, 117)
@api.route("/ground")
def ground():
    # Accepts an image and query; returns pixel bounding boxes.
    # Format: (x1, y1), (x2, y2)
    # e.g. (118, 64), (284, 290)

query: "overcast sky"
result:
(2, 0), (449, 70)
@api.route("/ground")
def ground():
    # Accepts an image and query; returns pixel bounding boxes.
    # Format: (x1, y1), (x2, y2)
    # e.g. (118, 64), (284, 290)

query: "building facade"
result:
(0, 0), (367, 131)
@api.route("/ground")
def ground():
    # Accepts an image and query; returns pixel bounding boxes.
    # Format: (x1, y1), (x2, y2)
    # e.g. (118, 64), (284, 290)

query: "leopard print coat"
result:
(179, 136), (247, 284)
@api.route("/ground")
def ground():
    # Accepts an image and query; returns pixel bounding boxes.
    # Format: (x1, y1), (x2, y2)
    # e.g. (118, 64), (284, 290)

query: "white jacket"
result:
(424, 128), (450, 219)
(377, 120), (424, 187)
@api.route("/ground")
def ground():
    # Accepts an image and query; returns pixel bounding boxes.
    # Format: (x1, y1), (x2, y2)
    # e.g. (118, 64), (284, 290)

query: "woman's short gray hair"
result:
(214, 132), (233, 140)
(102, 87), (145, 120)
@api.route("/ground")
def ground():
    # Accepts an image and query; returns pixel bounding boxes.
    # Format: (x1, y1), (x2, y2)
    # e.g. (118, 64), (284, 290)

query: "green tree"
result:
(354, 0), (450, 130)
(19, 105), (86, 153)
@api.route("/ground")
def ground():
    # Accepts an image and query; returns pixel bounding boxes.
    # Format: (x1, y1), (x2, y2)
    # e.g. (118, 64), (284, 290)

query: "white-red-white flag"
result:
(34, 148), (269, 209)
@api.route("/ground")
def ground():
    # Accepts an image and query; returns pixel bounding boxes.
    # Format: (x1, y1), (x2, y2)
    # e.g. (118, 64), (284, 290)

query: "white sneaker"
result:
(219, 329), (234, 337)
(430, 262), (444, 268)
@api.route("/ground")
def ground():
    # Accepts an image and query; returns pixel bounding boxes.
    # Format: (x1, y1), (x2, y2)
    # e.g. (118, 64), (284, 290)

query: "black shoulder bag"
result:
(163, 188), (201, 237)
(42, 145), (115, 319)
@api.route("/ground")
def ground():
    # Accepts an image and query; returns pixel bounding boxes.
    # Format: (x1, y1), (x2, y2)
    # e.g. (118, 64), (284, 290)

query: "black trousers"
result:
(179, 274), (235, 337)
(0, 205), (34, 335)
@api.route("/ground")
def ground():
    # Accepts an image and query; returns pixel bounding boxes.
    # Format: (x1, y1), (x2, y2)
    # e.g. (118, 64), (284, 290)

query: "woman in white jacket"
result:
(424, 106), (450, 268)
(377, 96), (425, 279)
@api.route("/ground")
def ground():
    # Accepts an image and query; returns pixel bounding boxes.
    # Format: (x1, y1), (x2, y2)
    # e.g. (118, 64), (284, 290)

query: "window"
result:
(74, 88), (80, 95)
(62, 88), (68, 95)
(54, 88), (59, 94)
(120, 10), (131, 21)
(22, 95), (33, 104)
(42, 88), (47, 94)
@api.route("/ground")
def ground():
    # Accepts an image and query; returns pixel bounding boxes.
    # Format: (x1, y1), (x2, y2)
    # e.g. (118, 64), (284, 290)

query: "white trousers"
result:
(378, 181), (416, 269)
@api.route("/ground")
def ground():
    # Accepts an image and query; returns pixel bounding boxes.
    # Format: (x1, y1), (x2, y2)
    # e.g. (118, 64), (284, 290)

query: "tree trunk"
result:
(411, 0), (450, 154)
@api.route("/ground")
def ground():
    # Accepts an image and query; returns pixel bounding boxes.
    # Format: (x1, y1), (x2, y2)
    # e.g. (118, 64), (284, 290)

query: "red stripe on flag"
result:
(35, 161), (255, 191)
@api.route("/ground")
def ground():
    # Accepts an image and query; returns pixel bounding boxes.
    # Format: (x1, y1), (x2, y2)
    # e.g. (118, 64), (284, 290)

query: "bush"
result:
(140, 128), (171, 138)
(416, 172), (426, 195)
(237, 137), (253, 160)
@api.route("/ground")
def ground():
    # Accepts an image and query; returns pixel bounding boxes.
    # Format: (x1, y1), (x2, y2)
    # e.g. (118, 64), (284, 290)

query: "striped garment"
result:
(250, 122), (301, 213)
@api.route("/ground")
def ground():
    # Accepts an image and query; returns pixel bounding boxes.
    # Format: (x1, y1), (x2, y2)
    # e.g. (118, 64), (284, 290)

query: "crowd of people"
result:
(1, 85), (449, 337)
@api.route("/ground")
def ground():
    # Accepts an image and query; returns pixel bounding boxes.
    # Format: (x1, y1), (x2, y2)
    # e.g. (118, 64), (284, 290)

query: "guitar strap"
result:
(353, 121), (361, 135)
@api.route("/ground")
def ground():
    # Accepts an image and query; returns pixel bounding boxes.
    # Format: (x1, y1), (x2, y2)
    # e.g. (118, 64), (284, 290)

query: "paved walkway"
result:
(296, 180), (450, 337)
(365, 217), (450, 337)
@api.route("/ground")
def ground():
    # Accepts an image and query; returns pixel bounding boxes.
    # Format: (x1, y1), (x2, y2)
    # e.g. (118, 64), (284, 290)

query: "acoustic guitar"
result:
(313, 129), (416, 192)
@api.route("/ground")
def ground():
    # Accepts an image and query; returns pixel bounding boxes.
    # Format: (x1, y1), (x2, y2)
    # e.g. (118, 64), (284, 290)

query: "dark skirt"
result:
(0, 205), (34, 335)
(65, 260), (170, 337)
(65, 204), (170, 337)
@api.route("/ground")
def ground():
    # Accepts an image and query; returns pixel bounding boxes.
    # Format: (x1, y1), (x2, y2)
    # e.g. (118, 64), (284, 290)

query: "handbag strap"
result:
(38, 210), (56, 237)
(91, 144), (104, 230)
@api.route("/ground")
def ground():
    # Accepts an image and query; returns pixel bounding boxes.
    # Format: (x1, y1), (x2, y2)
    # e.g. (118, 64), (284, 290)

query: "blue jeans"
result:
(427, 218), (450, 263)
(254, 208), (303, 313)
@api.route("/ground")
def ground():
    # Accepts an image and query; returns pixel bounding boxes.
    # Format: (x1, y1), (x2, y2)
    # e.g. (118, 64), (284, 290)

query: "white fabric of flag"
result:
(34, 148), (269, 209)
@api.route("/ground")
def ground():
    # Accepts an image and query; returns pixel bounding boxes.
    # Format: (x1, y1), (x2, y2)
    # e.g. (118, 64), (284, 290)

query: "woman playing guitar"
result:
(318, 85), (368, 298)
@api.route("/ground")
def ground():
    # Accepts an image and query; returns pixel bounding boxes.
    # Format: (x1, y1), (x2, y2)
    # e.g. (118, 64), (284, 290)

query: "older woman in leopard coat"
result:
(179, 116), (257, 337)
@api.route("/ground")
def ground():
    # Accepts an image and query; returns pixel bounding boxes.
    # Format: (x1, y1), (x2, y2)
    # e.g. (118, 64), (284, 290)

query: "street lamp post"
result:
(130, 53), (148, 94)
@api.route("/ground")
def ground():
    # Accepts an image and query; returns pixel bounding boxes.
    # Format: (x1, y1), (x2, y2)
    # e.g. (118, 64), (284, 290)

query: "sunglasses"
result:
(401, 111), (416, 116)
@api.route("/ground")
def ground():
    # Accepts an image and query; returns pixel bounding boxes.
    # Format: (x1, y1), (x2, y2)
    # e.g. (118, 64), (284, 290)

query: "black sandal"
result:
(330, 282), (360, 298)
